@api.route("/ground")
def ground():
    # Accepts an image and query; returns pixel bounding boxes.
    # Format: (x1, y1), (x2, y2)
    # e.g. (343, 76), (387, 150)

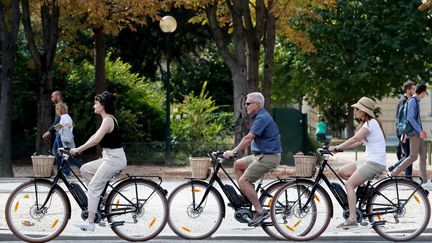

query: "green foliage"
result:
(271, 42), (305, 107)
(171, 82), (232, 156)
(64, 53), (165, 144)
(172, 45), (232, 106)
(284, 0), (432, 129)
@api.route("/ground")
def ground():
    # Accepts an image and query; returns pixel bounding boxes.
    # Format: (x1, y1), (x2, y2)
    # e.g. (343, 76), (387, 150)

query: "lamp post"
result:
(159, 16), (177, 162)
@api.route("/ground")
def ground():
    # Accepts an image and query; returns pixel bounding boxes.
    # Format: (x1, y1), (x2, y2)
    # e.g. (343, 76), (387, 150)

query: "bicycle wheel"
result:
(5, 179), (70, 243)
(105, 178), (168, 241)
(367, 179), (431, 241)
(271, 179), (332, 241)
(259, 181), (286, 240)
(168, 181), (224, 239)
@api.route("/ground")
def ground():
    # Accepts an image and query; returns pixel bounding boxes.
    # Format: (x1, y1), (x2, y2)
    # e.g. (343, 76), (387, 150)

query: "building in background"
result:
(302, 91), (432, 139)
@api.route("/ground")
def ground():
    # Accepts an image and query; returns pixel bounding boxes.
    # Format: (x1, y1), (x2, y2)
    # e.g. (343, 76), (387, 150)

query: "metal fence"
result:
(124, 142), (233, 165)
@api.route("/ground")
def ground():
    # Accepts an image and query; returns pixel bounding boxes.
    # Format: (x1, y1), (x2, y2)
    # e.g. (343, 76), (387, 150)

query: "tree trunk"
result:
(0, 0), (20, 177)
(232, 71), (250, 146)
(36, 71), (54, 154)
(247, 41), (260, 93)
(93, 27), (107, 94)
(262, 1), (276, 112)
(347, 102), (355, 138)
(21, 0), (60, 153)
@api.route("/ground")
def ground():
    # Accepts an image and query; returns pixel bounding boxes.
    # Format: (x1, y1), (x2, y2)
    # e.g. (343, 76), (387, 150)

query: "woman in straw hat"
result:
(329, 97), (386, 229)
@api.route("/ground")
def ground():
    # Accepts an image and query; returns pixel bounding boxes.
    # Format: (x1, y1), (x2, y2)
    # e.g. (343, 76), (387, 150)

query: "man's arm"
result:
(407, 98), (422, 135)
(42, 115), (60, 139)
(223, 132), (256, 158)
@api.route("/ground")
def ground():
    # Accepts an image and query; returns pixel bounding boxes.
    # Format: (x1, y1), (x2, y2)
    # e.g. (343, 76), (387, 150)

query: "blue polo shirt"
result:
(250, 108), (282, 154)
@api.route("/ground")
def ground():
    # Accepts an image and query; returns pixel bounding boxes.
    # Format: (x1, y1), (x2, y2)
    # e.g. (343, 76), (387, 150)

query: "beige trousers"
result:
(81, 148), (127, 213)
(393, 135), (427, 182)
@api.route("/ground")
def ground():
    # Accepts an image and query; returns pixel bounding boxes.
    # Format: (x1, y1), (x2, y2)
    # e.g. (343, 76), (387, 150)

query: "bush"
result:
(171, 82), (232, 156)
(64, 53), (165, 144)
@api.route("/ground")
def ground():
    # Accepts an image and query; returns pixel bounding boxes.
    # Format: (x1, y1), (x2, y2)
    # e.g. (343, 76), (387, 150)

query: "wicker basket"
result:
(294, 155), (317, 177)
(190, 157), (212, 179)
(31, 155), (55, 177)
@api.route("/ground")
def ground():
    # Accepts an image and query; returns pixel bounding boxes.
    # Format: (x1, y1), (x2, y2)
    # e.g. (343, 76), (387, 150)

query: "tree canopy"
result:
(287, 0), (432, 134)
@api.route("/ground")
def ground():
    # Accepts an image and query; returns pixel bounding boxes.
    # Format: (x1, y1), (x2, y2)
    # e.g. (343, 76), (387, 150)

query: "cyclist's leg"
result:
(233, 155), (253, 180)
(86, 149), (126, 221)
(342, 161), (385, 227)
(337, 162), (356, 180)
(80, 157), (104, 185)
(243, 154), (280, 225)
(343, 170), (365, 224)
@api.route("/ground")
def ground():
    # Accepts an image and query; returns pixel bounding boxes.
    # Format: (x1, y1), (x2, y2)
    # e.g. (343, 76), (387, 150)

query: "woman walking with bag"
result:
(55, 103), (81, 175)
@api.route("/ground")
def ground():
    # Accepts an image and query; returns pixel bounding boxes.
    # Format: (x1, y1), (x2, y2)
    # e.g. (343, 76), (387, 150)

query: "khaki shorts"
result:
(356, 160), (386, 181)
(242, 153), (281, 182)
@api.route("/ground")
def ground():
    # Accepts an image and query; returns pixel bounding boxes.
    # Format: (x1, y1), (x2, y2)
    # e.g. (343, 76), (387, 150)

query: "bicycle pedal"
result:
(110, 221), (125, 227)
(261, 221), (273, 227)
(371, 220), (386, 227)
(98, 222), (107, 227)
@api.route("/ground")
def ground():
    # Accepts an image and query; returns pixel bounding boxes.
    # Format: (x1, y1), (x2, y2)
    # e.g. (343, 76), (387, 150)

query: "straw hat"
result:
(351, 97), (376, 118)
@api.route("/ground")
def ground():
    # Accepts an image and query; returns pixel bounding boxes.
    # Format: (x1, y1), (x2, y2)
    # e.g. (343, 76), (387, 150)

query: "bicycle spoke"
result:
(106, 179), (168, 241)
(5, 180), (70, 242)
(168, 181), (223, 239)
(368, 179), (430, 241)
(271, 180), (331, 241)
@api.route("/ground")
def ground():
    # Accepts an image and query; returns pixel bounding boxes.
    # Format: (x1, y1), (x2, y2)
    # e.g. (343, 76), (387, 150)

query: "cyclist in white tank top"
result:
(329, 97), (386, 229)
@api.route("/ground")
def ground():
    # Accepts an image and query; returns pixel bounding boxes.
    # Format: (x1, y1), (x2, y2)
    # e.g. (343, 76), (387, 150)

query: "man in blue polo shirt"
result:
(223, 92), (282, 226)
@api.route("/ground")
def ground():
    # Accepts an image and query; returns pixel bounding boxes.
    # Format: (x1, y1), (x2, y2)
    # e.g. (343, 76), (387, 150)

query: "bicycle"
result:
(270, 146), (431, 241)
(167, 151), (288, 240)
(5, 147), (169, 243)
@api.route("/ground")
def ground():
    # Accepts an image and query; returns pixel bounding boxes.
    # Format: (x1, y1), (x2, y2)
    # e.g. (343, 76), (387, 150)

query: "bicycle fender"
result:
(113, 178), (168, 196)
(373, 177), (429, 196)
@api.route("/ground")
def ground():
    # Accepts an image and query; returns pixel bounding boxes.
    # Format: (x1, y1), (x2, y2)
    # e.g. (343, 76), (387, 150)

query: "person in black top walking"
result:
(71, 91), (127, 232)
(389, 81), (416, 176)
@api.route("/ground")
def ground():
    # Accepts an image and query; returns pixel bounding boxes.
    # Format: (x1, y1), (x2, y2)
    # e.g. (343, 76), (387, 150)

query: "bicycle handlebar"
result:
(317, 146), (343, 156)
(57, 147), (71, 155)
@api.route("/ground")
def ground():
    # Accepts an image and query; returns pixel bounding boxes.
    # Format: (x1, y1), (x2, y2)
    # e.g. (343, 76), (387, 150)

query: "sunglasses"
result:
(246, 102), (257, 106)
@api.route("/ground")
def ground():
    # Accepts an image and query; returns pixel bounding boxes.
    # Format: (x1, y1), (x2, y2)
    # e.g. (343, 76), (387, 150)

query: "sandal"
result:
(336, 220), (358, 229)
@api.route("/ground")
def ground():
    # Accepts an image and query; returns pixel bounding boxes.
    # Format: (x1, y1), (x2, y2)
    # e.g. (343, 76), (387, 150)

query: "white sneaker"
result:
(421, 182), (432, 189)
(73, 220), (95, 232)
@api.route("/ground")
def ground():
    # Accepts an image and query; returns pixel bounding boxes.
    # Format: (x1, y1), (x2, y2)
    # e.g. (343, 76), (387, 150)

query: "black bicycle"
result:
(5, 147), (169, 242)
(270, 146), (431, 241)
(167, 151), (288, 240)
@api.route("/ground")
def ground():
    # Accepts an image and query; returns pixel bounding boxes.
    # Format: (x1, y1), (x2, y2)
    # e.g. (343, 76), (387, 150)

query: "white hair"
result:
(247, 92), (265, 106)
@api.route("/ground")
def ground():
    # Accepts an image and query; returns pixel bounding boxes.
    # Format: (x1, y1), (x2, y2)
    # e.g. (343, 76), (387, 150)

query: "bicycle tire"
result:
(271, 179), (332, 241)
(5, 179), (71, 243)
(105, 178), (168, 241)
(259, 181), (286, 240)
(367, 178), (431, 241)
(168, 180), (224, 239)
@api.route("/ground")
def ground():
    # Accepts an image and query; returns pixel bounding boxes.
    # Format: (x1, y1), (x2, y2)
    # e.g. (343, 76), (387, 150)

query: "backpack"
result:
(396, 97), (415, 135)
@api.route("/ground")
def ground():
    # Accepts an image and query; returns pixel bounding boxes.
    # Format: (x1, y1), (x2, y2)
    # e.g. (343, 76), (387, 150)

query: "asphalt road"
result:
(1, 235), (432, 242)
(1, 177), (432, 242)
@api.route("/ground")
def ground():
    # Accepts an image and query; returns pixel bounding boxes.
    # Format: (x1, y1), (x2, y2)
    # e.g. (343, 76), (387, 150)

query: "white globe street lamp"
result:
(159, 16), (177, 162)
(159, 16), (177, 33)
